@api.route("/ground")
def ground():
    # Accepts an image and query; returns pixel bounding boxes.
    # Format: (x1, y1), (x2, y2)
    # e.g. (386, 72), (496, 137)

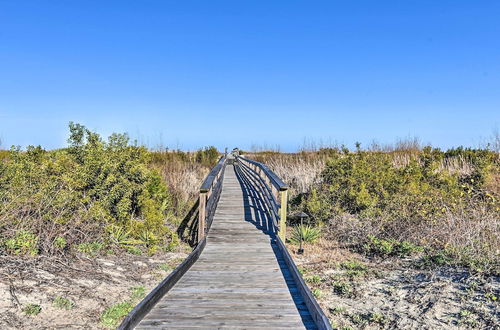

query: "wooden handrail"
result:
(235, 155), (288, 241)
(198, 156), (227, 242)
(200, 156), (226, 192)
(236, 156), (288, 191)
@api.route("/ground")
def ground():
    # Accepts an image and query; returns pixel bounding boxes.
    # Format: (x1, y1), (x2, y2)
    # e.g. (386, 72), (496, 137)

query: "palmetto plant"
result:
(138, 229), (159, 247)
(107, 225), (142, 247)
(290, 224), (321, 244)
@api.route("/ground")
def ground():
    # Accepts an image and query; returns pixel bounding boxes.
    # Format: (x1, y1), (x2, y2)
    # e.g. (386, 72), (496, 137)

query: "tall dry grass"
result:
(439, 155), (475, 176)
(148, 149), (220, 221)
(154, 159), (209, 216)
(327, 201), (499, 271)
(245, 152), (327, 195)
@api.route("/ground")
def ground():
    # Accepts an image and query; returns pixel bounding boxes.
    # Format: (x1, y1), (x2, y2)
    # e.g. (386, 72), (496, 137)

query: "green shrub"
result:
(340, 259), (369, 277)
(362, 235), (394, 256)
(330, 306), (347, 314)
(106, 224), (142, 248)
(369, 312), (386, 325)
(164, 232), (179, 252)
(77, 242), (104, 256)
(101, 302), (134, 327)
(130, 286), (146, 301)
(158, 263), (172, 272)
(5, 230), (39, 256)
(305, 189), (331, 222)
(397, 240), (424, 256)
(311, 288), (323, 298)
(53, 237), (67, 250)
(316, 146), (499, 221)
(100, 285), (147, 328)
(485, 292), (497, 302)
(0, 123), (180, 256)
(417, 251), (452, 269)
(363, 235), (423, 257)
(53, 296), (74, 310)
(305, 274), (322, 284)
(138, 229), (159, 248)
(23, 304), (41, 315)
(290, 224), (321, 244)
(333, 281), (354, 297)
(126, 246), (142, 255)
(321, 151), (397, 214)
(195, 146), (220, 166)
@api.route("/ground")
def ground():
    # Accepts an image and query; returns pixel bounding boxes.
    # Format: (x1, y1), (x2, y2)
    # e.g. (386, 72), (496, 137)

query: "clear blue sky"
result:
(1, 1), (499, 151)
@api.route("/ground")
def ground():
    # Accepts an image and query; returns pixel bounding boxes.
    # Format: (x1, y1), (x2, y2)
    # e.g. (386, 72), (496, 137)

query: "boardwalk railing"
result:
(118, 155), (227, 330)
(198, 155), (227, 242)
(235, 155), (332, 330)
(235, 156), (289, 240)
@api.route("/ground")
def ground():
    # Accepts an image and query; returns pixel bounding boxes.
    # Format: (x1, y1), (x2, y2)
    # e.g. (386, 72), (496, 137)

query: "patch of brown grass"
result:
(246, 152), (327, 195)
(154, 159), (209, 216)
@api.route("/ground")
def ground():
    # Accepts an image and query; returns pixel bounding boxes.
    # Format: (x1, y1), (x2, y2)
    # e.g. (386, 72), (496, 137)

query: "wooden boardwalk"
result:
(136, 165), (316, 329)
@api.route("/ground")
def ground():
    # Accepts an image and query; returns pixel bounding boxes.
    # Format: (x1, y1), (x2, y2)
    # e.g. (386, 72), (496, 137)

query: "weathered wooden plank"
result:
(142, 327), (309, 330)
(138, 320), (313, 327)
(139, 316), (310, 324)
(154, 300), (309, 308)
(147, 308), (309, 317)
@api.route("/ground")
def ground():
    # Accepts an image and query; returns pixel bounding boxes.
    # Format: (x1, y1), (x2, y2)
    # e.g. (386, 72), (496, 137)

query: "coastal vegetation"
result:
(1, 125), (498, 328)
(249, 139), (499, 328)
(251, 140), (499, 274)
(0, 123), (218, 258)
(0, 123), (218, 328)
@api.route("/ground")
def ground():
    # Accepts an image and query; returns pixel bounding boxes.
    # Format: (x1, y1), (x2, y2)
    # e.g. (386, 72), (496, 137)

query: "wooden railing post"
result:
(198, 191), (207, 243)
(279, 189), (288, 241)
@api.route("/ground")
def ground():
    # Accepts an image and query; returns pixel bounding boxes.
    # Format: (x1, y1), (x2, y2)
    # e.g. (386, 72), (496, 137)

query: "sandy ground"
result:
(2, 240), (497, 329)
(0, 250), (188, 329)
(289, 239), (499, 330)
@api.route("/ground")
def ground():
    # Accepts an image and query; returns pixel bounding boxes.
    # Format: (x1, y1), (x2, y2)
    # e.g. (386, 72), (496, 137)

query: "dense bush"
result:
(0, 123), (184, 256)
(150, 145), (219, 168)
(321, 147), (498, 271)
(256, 144), (499, 273)
(316, 147), (498, 215)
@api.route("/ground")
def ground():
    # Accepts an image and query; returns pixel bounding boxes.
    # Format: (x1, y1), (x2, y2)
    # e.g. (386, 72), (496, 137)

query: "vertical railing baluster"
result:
(198, 191), (207, 243)
(279, 189), (288, 241)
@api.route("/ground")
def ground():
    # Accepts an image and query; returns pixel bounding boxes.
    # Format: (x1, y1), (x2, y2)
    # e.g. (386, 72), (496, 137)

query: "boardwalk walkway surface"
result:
(136, 165), (316, 329)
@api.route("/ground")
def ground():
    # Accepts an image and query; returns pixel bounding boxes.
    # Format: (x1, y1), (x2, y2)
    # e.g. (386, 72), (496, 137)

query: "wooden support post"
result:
(279, 189), (288, 241)
(198, 192), (207, 243)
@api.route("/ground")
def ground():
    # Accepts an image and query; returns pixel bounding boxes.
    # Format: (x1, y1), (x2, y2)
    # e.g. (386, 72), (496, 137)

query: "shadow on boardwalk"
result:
(235, 165), (317, 329)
